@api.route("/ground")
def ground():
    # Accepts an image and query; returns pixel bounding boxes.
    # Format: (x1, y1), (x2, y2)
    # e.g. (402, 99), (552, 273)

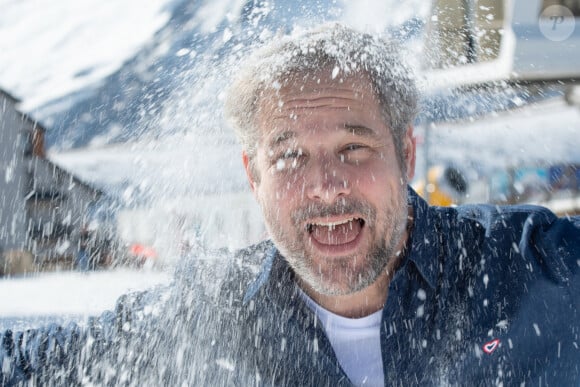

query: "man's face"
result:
(245, 70), (416, 296)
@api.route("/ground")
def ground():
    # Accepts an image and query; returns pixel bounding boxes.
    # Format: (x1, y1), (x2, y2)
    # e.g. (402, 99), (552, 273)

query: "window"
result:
(425, 0), (505, 69)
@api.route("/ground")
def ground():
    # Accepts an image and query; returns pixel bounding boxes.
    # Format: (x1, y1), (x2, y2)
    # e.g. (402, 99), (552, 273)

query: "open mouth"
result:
(306, 217), (365, 246)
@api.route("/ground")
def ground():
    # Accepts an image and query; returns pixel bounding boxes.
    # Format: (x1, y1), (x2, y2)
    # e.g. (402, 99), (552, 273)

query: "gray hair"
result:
(225, 23), (419, 173)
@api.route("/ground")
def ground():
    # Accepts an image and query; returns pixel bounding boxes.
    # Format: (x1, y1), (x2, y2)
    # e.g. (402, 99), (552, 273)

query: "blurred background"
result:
(0, 0), (578, 324)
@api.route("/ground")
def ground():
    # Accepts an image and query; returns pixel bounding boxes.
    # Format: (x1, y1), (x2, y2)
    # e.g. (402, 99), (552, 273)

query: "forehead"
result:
(255, 69), (384, 137)
(263, 67), (376, 104)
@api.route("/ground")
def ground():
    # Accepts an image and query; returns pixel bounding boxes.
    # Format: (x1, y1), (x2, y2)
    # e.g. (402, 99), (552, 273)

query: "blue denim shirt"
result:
(242, 190), (580, 385)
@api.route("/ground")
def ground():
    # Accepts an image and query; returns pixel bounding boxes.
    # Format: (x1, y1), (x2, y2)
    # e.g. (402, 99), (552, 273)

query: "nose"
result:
(305, 153), (350, 203)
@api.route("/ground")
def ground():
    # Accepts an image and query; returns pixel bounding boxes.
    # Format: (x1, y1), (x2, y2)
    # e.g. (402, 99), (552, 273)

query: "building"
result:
(424, 0), (580, 88)
(415, 0), (580, 215)
(0, 89), (112, 275)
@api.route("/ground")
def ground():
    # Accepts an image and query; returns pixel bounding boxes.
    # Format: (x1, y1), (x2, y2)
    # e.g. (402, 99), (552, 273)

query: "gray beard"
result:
(263, 190), (409, 296)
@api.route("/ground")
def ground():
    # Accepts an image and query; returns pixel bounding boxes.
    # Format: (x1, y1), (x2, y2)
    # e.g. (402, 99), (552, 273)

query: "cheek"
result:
(256, 181), (298, 221)
(263, 171), (306, 199)
(351, 164), (392, 188)
(354, 167), (403, 203)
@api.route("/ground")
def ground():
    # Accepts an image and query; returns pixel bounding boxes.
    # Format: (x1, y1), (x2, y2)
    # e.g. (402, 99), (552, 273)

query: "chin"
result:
(304, 259), (381, 296)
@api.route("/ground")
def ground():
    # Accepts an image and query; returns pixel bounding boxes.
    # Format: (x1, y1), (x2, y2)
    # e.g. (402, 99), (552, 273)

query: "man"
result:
(1, 24), (579, 386)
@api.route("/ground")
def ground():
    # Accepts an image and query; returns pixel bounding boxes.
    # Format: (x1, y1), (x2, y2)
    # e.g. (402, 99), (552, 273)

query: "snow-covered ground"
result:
(421, 96), (580, 171)
(0, 269), (172, 330)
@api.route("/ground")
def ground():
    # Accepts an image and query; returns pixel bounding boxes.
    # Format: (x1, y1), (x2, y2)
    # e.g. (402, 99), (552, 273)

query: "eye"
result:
(340, 143), (372, 163)
(283, 148), (303, 159)
(344, 144), (365, 152)
(272, 148), (304, 171)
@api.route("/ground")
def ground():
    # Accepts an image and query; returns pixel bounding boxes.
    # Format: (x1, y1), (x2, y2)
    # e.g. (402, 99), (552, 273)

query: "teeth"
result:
(308, 217), (357, 231)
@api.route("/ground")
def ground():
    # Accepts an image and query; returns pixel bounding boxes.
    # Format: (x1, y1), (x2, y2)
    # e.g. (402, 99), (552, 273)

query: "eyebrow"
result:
(343, 124), (380, 139)
(269, 131), (296, 148)
(267, 124), (380, 149)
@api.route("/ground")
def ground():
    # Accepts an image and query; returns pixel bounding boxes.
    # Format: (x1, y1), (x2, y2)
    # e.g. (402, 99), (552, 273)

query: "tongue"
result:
(311, 220), (362, 245)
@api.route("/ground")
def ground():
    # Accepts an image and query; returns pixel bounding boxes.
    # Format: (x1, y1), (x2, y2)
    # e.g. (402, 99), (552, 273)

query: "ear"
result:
(403, 125), (416, 181)
(242, 151), (258, 193)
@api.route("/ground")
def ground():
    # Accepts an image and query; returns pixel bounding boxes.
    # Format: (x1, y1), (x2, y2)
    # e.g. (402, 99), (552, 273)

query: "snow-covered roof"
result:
(425, 95), (580, 171)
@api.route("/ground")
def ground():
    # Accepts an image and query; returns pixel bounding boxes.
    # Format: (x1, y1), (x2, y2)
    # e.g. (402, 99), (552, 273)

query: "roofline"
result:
(428, 93), (576, 129)
(1, 88), (48, 132)
(37, 156), (110, 199)
(0, 88), (21, 103)
(18, 112), (48, 132)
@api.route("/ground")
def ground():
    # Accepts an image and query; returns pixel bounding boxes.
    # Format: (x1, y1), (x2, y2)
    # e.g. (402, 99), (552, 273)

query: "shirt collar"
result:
(405, 187), (441, 290)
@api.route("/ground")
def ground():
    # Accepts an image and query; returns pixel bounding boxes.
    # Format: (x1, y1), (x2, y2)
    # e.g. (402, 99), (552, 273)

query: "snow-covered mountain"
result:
(0, 0), (172, 131)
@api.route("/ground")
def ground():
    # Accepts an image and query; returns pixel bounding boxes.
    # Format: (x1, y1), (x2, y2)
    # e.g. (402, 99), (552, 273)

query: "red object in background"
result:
(129, 243), (157, 259)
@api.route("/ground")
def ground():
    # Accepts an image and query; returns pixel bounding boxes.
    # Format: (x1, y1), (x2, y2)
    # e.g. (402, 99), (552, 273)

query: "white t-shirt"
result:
(299, 290), (384, 387)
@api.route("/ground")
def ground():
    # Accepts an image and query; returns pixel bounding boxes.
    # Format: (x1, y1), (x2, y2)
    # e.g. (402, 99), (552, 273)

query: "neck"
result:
(299, 212), (413, 318)
(299, 266), (397, 318)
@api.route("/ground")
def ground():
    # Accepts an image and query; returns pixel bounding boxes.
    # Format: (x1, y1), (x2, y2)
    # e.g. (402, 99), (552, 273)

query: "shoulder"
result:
(421, 201), (580, 295)
(453, 202), (560, 232)
(409, 189), (571, 250)
(175, 240), (272, 287)
(446, 202), (579, 247)
(457, 203), (578, 249)
(116, 240), (273, 313)
(446, 202), (579, 285)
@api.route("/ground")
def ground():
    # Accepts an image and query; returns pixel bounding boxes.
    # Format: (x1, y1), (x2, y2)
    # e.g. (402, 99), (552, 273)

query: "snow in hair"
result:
(225, 23), (419, 168)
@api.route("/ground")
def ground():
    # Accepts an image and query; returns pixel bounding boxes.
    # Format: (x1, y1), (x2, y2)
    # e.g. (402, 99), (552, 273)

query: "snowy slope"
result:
(0, 0), (173, 113)
(428, 97), (580, 170)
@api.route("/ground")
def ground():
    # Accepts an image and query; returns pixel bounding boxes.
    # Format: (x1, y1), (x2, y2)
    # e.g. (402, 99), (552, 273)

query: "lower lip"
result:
(307, 223), (365, 256)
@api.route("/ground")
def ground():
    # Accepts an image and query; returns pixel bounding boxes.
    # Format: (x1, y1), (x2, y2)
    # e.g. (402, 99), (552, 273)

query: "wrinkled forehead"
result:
(252, 67), (387, 148)
(256, 66), (378, 114)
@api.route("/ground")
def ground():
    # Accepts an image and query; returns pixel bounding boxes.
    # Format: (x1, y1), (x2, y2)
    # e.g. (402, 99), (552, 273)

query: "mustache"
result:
(291, 198), (376, 225)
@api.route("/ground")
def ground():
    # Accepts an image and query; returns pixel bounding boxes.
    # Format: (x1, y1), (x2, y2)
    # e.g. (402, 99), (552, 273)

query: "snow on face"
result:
(225, 23), (419, 172)
(250, 68), (412, 296)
